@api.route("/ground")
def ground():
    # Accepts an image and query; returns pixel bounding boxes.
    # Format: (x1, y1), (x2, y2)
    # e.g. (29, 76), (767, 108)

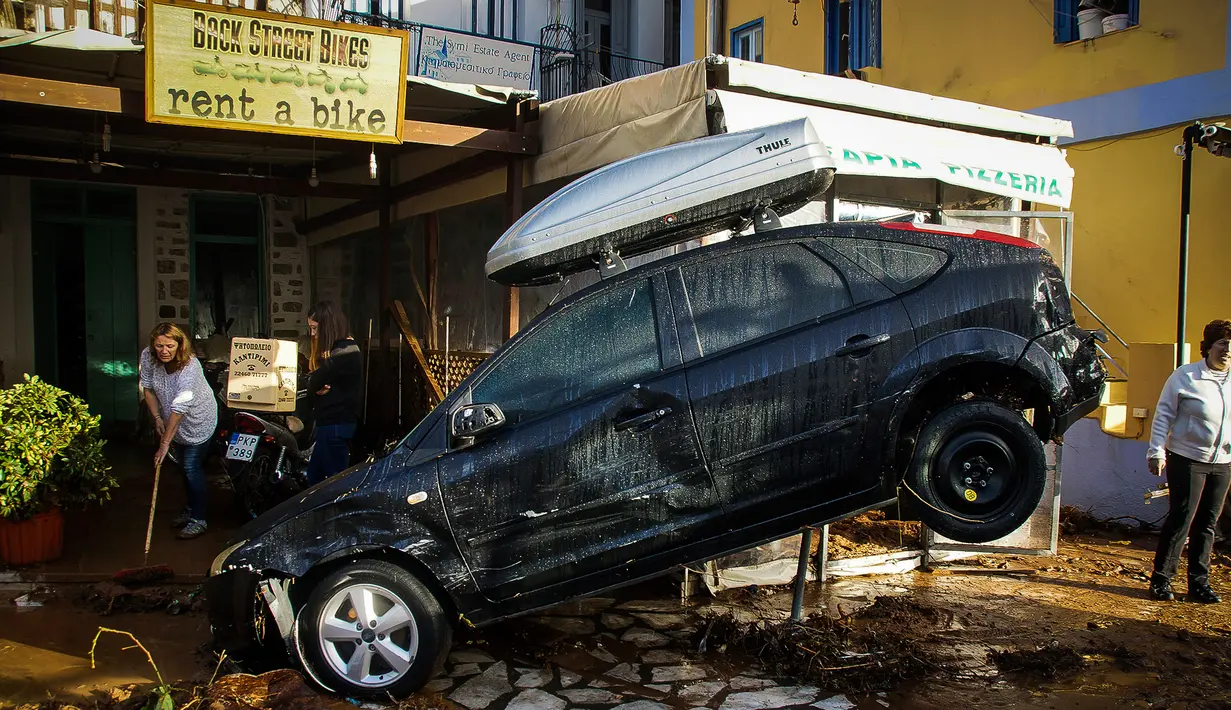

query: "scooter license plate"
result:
(226, 433), (261, 461)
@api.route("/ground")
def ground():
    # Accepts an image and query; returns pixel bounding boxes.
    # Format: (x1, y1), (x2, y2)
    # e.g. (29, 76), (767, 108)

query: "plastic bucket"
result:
(1102, 13), (1131, 33)
(1077, 8), (1108, 39)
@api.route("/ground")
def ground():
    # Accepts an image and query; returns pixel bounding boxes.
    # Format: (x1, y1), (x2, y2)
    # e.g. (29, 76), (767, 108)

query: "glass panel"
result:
(193, 198), (262, 239)
(681, 244), (851, 357)
(473, 280), (659, 424)
(33, 183), (83, 216)
(85, 189), (136, 220)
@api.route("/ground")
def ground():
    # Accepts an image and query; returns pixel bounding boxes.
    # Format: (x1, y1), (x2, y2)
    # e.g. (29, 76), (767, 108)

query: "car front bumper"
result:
(205, 569), (288, 663)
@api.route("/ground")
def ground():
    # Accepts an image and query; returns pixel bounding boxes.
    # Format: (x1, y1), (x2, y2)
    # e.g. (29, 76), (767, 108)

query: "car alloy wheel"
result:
(316, 583), (419, 688)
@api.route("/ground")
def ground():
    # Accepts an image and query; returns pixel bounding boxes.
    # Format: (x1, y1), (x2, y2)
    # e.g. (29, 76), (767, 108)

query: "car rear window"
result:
(679, 244), (851, 358)
(817, 237), (947, 293)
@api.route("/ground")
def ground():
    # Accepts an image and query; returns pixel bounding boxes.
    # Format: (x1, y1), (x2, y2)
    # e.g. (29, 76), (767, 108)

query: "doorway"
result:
(190, 196), (265, 349)
(31, 183), (139, 426)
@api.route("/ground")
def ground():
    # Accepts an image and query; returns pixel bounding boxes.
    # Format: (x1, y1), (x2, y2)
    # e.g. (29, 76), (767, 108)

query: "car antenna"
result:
(548, 275), (574, 307)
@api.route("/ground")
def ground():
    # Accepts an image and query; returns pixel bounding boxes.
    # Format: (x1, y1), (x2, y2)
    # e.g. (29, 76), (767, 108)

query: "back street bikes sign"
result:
(145, 0), (409, 143)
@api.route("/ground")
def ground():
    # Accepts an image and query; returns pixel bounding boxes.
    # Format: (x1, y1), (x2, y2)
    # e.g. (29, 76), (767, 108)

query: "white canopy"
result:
(713, 90), (1074, 208)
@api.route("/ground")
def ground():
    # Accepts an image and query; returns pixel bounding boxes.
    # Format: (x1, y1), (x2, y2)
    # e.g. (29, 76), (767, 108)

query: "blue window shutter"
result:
(867, 0), (881, 68)
(1054, 0), (1078, 43)
(847, 0), (881, 70)
(1128, 0), (1140, 26)
(824, 1), (841, 75)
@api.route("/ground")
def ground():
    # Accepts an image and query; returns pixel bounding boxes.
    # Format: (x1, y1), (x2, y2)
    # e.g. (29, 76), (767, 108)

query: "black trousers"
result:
(1153, 451), (1231, 585)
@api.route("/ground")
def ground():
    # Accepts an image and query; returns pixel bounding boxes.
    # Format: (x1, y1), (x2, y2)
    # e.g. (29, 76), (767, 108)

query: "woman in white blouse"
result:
(1147, 319), (1231, 604)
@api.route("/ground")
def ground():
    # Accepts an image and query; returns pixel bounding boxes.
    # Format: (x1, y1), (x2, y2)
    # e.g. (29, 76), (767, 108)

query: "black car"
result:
(206, 220), (1105, 697)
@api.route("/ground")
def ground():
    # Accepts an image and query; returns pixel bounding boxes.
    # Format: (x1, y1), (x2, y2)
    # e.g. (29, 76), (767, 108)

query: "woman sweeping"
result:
(1147, 319), (1231, 603)
(305, 301), (363, 485)
(140, 322), (218, 540)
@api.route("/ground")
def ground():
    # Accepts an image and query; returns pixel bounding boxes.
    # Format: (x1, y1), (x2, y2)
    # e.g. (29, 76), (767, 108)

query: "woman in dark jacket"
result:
(305, 301), (362, 485)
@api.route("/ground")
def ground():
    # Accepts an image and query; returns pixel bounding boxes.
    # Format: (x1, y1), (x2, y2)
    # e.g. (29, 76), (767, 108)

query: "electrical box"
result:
(1132, 407), (1149, 419)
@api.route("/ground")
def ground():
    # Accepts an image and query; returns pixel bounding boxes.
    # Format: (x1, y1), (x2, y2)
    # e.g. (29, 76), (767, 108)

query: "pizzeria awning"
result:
(711, 89), (1074, 208)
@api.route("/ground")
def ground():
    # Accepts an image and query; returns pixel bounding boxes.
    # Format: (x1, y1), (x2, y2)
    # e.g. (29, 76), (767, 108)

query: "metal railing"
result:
(1072, 292), (1129, 378)
(329, 9), (666, 101)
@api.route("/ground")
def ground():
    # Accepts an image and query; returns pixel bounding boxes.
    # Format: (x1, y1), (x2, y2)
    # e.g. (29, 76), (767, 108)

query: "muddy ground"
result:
(3, 525), (1230, 710)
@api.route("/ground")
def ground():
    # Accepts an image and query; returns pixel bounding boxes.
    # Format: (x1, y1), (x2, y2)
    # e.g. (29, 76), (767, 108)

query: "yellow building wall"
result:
(696, 1), (1227, 111)
(1063, 121), (1231, 363)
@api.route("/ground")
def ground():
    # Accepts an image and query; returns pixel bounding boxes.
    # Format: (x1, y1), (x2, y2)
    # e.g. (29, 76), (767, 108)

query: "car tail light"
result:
(235, 416), (265, 435)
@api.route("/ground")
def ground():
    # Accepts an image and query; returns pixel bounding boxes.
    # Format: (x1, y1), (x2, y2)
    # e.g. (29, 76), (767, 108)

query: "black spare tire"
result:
(905, 400), (1047, 544)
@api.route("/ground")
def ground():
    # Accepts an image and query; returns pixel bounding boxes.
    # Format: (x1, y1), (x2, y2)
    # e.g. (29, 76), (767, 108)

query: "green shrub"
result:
(0, 375), (116, 521)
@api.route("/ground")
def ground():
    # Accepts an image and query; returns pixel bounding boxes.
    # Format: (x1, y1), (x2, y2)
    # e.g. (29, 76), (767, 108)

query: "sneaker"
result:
(177, 519), (208, 539)
(1149, 573), (1174, 601)
(170, 508), (192, 528)
(1189, 583), (1221, 604)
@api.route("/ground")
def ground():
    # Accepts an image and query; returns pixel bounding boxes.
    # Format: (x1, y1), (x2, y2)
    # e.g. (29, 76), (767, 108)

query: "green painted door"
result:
(84, 224), (139, 423)
(31, 186), (138, 426)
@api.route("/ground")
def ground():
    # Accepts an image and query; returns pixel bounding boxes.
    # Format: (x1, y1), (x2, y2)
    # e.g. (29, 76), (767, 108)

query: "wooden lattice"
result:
(425, 350), (490, 396)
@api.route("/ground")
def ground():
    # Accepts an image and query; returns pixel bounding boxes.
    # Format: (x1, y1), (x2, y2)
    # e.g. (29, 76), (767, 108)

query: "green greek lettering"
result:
(1024, 174), (1039, 193)
(1047, 179), (1064, 198)
(994, 171), (1008, 187)
(1009, 173), (1023, 190)
(843, 149), (863, 164)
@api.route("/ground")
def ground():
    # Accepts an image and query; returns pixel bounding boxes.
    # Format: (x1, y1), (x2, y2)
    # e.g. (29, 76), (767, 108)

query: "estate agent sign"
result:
(146, 0), (409, 143)
(415, 28), (534, 91)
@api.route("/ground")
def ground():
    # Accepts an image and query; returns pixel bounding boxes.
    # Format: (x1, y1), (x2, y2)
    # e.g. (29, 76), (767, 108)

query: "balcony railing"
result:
(332, 10), (666, 101)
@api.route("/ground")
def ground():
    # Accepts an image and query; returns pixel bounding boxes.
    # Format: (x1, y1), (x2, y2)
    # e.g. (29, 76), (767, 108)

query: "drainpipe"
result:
(705, 0), (723, 55)
(1176, 123), (1197, 370)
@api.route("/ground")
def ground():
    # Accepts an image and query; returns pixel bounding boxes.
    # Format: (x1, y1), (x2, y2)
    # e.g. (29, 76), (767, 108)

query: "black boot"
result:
(1149, 573), (1175, 601)
(1189, 580), (1221, 604)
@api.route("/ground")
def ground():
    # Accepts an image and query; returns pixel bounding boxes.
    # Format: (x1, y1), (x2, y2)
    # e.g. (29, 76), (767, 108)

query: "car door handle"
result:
(614, 407), (672, 432)
(835, 333), (891, 357)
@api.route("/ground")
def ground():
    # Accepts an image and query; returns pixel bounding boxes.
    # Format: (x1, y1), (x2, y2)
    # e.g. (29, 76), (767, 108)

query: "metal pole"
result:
(791, 527), (814, 623)
(363, 318), (373, 425)
(1177, 125), (1196, 370)
(444, 311), (451, 392)
(819, 524), (829, 584)
(397, 332), (403, 428)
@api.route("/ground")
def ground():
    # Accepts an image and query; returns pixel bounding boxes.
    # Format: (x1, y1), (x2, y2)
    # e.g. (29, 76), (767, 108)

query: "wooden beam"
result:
(0, 73), (129, 113)
(0, 139), (308, 178)
(297, 151), (510, 234)
(0, 157), (380, 200)
(503, 100), (528, 340)
(379, 151), (392, 348)
(391, 300), (445, 404)
(426, 212), (440, 350)
(401, 119), (538, 155)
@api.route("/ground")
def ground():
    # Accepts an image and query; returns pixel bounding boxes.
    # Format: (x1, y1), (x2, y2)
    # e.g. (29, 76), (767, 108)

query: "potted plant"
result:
(0, 375), (116, 565)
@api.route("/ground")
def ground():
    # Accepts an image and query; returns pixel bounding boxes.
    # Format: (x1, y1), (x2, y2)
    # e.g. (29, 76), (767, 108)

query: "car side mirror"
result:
(450, 403), (506, 441)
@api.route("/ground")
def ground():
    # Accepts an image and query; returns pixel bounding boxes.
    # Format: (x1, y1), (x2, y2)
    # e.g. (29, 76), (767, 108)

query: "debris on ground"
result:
(693, 596), (950, 693)
(825, 510), (920, 560)
(79, 582), (205, 616)
(988, 644), (1086, 680)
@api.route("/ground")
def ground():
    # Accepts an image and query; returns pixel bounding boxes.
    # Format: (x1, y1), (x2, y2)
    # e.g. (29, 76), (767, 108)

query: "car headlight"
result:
(210, 540), (248, 577)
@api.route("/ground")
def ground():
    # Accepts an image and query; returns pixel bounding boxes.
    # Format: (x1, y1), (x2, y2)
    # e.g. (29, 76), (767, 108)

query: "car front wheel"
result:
(295, 560), (451, 697)
(905, 400), (1047, 544)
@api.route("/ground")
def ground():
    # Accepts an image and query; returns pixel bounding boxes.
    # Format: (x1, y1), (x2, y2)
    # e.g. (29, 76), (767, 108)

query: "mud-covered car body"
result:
(207, 220), (1104, 678)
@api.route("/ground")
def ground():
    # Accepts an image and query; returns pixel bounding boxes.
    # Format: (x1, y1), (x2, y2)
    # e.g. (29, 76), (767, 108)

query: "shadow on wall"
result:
(1060, 418), (1161, 523)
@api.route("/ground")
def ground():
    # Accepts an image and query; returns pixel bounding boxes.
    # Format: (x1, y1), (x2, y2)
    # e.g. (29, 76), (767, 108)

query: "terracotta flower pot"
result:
(0, 508), (64, 566)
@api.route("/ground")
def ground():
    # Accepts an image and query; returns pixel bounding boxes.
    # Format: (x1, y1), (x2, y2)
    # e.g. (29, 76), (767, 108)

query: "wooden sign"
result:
(145, 0), (409, 143)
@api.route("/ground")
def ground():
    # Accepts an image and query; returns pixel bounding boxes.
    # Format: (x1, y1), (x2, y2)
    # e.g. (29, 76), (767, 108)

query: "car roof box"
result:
(485, 118), (837, 286)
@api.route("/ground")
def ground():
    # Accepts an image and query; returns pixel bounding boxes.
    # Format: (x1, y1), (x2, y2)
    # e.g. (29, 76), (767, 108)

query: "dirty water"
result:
(4, 532), (1231, 710)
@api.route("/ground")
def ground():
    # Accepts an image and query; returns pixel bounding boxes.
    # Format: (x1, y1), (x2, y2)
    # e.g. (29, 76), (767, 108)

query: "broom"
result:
(113, 460), (175, 586)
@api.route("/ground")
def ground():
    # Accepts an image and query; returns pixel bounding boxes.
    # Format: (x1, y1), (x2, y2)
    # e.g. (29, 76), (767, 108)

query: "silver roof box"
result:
(486, 118), (837, 286)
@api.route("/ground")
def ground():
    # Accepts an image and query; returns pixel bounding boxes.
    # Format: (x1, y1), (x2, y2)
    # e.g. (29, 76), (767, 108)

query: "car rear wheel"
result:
(295, 561), (451, 697)
(905, 400), (1046, 544)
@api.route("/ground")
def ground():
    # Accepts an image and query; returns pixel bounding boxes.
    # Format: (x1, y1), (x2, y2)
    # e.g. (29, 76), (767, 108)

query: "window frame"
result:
(672, 241), (857, 362)
(730, 18), (764, 63)
(1053, 0), (1140, 44)
(824, 0), (881, 76)
(466, 276), (665, 428)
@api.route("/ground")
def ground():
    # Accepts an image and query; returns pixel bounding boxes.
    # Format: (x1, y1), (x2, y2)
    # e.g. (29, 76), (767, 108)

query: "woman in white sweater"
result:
(1147, 319), (1231, 603)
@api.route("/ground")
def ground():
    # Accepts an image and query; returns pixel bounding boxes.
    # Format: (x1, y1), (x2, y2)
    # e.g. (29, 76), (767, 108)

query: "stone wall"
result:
(266, 196), (311, 339)
(152, 188), (191, 324)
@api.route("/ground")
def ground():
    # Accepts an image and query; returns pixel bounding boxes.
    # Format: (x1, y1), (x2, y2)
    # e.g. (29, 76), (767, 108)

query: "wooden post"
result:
(503, 100), (528, 340)
(425, 212), (440, 349)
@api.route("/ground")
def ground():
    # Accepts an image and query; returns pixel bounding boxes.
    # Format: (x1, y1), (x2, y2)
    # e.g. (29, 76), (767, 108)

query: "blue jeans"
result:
(177, 440), (211, 521)
(307, 423), (356, 485)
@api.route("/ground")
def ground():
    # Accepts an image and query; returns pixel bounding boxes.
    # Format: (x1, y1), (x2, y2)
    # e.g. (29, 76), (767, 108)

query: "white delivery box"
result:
(226, 338), (298, 412)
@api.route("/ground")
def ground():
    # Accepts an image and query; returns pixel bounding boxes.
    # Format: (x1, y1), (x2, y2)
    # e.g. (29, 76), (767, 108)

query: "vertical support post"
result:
(425, 212), (439, 349)
(819, 524), (829, 584)
(378, 149), (392, 350)
(791, 527), (814, 623)
(503, 100), (527, 341)
(1177, 124), (1196, 371)
(823, 177), (837, 223)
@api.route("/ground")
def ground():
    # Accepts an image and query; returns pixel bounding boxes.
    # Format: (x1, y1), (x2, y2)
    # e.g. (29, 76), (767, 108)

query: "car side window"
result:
(816, 237), (947, 293)
(680, 244), (852, 358)
(471, 279), (660, 424)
